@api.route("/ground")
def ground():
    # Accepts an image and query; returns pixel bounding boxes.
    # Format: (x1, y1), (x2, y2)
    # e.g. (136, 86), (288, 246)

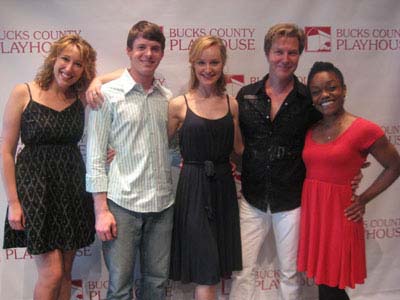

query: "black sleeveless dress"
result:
(170, 95), (242, 285)
(3, 84), (95, 255)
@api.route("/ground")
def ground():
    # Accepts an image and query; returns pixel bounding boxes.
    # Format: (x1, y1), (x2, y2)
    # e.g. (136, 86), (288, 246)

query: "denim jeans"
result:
(103, 200), (173, 300)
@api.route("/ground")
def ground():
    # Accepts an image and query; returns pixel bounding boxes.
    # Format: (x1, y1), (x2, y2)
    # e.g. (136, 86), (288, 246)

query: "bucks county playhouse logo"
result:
(226, 74), (245, 87)
(167, 26), (256, 51)
(225, 74), (245, 96)
(304, 26), (400, 51)
(0, 29), (82, 54)
(71, 279), (83, 299)
(305, 26), (331, 52)
(364, 217), (400, 240)
(382, 123), (400, 147)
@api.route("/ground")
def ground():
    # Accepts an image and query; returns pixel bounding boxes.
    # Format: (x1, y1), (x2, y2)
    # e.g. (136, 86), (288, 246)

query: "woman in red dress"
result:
(297, 61), (400, 299)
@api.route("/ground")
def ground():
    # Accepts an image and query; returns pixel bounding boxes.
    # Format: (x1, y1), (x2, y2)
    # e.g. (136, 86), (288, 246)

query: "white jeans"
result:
(230, 198), (301, 300)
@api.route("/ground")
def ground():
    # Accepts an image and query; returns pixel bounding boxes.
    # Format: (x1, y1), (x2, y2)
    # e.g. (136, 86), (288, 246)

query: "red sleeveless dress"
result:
(297, 118), (384, 289)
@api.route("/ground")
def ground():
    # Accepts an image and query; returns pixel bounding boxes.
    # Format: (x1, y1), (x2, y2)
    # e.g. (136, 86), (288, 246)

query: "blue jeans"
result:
(103, 200), (173, 300)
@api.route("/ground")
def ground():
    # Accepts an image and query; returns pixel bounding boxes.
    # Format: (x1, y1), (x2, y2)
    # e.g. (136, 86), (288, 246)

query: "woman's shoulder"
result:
(227, 94), (239, 113)
(3, 82), (34, 117)
(347, 116), (385, 147)
(9, 82), (33, 107)
(352, 116), (382, 132)
(168, 95), (187, 118)
(11, 82), (30, 96)
(227, 94), (238, 105)
(169, 94), (186, 107)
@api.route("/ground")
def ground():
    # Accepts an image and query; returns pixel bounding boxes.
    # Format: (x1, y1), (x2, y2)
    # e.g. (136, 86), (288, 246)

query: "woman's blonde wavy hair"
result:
(35, 34), (96, 95)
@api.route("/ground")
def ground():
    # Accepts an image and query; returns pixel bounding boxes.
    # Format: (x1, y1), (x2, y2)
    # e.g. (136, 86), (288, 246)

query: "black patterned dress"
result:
(3, 84), (95, 255)
(170, 95), (242, 285)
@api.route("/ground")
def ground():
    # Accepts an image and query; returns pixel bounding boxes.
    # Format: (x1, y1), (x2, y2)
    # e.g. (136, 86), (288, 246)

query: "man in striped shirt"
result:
(86, 21), (174, 300)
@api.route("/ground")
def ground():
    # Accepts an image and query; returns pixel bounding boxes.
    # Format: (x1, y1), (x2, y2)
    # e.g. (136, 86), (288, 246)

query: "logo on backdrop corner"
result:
(381, 124), (400, 147)
(226, 74), (245, 86)
(305, 26), (331, 52)
(71, 279), (84, 299)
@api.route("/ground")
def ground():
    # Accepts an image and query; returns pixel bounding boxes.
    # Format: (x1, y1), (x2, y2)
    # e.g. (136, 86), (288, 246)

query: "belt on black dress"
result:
(184, 159), (229, 177)
(184, 159), (230, 220)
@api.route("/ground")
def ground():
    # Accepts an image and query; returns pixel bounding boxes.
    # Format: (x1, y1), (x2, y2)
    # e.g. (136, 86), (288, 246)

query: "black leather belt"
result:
(184, 159), (230, 177)
(184, 159), (230, 220)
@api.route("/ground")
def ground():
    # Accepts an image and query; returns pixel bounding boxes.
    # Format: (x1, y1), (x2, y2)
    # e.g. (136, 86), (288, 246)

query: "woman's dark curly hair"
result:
(307, 61), (345, 90)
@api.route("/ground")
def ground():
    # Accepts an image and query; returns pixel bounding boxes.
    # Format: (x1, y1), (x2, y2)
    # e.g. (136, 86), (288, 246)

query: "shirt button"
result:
(284, 102), (288, 106)
(266, 115), (270, 119)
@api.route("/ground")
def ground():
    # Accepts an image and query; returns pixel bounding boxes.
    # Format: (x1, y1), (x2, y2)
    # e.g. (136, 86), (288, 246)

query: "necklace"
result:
(315, 112), (349, 143)
(319, 118), (343, 142)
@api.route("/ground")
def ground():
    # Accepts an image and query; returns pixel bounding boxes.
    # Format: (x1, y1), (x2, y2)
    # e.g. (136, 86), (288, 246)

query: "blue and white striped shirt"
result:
(86, 69), (173, 212)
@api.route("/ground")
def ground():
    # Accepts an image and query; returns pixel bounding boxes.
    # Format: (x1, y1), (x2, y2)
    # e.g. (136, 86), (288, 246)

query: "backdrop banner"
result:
(1, 1), (399, 299)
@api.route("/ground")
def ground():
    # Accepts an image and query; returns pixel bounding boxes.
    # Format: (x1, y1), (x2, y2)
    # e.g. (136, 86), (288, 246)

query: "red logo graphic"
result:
(305, 26), (331, 52)
(71, 279), (84, 300)
(225, 74), (245, 86)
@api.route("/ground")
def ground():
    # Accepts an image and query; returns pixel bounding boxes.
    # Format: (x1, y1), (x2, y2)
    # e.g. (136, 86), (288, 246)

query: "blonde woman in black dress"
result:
(168, 35), (243, 300)
(2, 35), (96, 300)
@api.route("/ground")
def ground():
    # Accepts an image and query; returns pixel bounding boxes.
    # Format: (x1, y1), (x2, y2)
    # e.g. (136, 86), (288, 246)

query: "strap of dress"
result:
(183, 94), (189, 107)
(226, 94), (231, 114)
(74, 90), (79, 101)
(24, 83), (33, 101)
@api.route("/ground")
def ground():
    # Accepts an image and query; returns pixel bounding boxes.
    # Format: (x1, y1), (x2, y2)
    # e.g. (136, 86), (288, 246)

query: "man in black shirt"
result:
(229, 23), (320, 300)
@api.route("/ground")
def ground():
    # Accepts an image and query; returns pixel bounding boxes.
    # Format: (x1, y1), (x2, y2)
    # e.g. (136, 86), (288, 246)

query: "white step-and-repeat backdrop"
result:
(1, 0), (399, 299)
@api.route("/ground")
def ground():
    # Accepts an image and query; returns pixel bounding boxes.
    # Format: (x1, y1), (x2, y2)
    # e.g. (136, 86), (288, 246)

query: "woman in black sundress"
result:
(1, 34), (96, 300)
(168, 35), (244, 300)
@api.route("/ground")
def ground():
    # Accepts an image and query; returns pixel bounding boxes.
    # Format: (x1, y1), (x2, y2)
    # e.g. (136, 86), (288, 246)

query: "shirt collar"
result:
(253, 73), (307, 99)
(120, 68), (164, 96)
(119, 69), (172, 99)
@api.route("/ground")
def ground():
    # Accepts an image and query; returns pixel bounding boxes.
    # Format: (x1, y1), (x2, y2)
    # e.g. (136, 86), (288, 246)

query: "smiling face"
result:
(127, 36), (164, 84)
(193, 45), (224, 89)
(266, 36), (300, 81)
(53, 45), (84, 90)
(309, 71), (346, 116)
